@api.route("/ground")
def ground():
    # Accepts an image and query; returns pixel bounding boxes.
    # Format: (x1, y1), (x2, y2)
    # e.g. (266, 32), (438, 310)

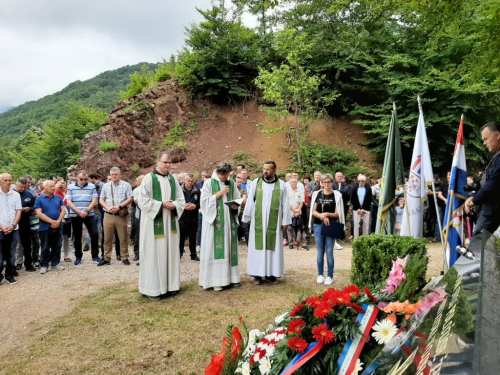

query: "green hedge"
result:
(350, 235), (428, 288)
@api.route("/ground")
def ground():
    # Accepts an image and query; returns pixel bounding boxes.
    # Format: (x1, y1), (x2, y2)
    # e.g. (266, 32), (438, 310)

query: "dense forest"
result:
(2, 0), (499, 177)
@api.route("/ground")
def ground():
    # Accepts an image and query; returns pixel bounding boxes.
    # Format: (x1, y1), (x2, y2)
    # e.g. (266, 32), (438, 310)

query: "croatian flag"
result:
(443, 116), (467, 268)
(401, 97), (434, 238)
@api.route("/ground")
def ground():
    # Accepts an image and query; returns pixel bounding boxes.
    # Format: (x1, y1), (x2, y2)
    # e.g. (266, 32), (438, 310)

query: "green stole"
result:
(150, 172), (177, 238)
(255, 178), (281, 250)
(211, 178), (238, 266)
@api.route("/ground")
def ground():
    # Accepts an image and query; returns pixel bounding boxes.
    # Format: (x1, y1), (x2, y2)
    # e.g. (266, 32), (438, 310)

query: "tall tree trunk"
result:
(294, 101), (302, 167)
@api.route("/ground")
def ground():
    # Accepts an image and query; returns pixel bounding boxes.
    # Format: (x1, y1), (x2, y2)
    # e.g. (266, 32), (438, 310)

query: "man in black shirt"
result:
(15, 177), (36, 272)
(435, 172), (450, 242)
(179, 174), (201, 261)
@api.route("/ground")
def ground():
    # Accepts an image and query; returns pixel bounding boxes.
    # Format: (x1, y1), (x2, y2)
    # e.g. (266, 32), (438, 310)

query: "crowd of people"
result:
(0, 155), (482, 292)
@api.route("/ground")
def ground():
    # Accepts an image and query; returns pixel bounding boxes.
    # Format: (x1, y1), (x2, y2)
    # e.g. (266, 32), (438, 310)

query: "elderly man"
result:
(287, 177), (308, 250)
(350, 174), (372, 239)
(243, 161), (291, 285)
(15, 177), (37, 272)
(66, 170), (100, 265)
(179, 174), (201, 261)
(99, 167), (133, 266)
(0, 173), (22, 284)
(138, 151), (185, 300)
(240, 169), (252, 191)
(34, 180), (66, 274)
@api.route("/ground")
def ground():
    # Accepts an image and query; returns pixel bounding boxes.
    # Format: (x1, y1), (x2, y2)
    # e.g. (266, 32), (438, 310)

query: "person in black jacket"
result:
(465, 122), (500, 237)
(350, 174), (372, 240)
(179, 174), (201, 261)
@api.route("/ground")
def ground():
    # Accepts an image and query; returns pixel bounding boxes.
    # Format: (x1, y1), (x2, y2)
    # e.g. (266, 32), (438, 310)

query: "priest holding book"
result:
(199, 162), (241, 291)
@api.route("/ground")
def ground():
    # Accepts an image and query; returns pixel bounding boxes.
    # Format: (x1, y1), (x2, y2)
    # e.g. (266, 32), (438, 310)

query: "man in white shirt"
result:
(0, 173), (22, 285)
(287, 178), (308, 250)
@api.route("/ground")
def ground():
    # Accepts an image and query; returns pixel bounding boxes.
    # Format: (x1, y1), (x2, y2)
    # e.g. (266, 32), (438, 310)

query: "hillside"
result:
(76, 80), (377, 180)
(0, 62), (157, 137)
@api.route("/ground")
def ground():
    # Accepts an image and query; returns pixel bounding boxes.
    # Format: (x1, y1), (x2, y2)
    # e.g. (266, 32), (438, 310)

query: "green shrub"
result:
(155, 59), (171, 82)
(130, 165), (140, 173)
(99, 142), (119, 152)
(350, 235), (428, 289)
(232, 151), (262, 177)
(162, 121), (186, 150)
(119, 65), (157, 100)
(289, 142), (366, 178)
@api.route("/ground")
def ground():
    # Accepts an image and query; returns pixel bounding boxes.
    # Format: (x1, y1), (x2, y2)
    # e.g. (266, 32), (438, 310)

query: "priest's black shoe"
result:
(191, 256), (200, 261)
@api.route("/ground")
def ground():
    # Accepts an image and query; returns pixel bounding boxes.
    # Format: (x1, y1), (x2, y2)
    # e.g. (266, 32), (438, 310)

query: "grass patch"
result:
(99, 141), (119, 152)
(163, 121), (186, 150)
(1, 274), (347, 375)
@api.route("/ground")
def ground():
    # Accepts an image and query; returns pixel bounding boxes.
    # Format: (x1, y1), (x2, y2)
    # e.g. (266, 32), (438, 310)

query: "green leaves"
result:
(176, 6), (263, 101)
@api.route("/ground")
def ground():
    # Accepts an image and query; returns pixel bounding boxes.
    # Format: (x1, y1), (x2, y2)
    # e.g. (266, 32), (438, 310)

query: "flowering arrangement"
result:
(206, 254), (456, 375)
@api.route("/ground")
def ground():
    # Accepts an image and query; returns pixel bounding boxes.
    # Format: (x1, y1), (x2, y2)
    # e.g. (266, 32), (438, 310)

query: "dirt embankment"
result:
(76, 80), (377, 179)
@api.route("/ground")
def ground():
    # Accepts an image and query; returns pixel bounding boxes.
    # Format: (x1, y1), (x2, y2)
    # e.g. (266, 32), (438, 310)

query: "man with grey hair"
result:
(132, 174), (145, 263)
(99, 167), (133, 266)
(15, 177), (37, 272)
(138, 151), (185, 300)
(0, 173), (22, 284)
(199, 162), (241, 291)
(350, 174), (372, 239)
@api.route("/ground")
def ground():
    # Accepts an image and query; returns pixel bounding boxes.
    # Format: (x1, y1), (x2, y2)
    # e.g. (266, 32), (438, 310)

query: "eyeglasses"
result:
(358, 180), (366, 183)
(159, 160), (172, 164)
(79, 178), (88, 181)
(323, 180), (333, 184)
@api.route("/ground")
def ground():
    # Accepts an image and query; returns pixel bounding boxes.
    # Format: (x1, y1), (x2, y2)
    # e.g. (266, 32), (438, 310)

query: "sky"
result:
(0, 0), (255, 110)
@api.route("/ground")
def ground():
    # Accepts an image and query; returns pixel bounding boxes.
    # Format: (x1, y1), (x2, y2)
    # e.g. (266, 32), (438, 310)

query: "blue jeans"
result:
(39, 228), (63, 268)
(0, 229), (19, 278)
(435, 206), (444, 238)
(314, 224), (335, 278)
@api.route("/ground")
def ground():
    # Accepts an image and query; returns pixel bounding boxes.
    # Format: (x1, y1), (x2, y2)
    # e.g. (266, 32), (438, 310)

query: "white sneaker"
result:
(53, 264), (65, 271)
(334, 242), (343, 250)
(316, 275), (325, 284)
(324, 277), (333, 286)
(40, 267), (48, 274)
(196, 245), (201, 253)
(214, 287), (223, 291)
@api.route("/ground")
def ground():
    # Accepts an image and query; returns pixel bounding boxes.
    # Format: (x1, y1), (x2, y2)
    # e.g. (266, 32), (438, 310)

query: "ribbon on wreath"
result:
(280, 341), (324, 375)
(337, 304), (379, 375)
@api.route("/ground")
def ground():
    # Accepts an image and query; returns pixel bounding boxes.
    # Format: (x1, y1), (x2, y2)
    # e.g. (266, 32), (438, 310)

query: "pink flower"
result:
(414, 289), (449, 319)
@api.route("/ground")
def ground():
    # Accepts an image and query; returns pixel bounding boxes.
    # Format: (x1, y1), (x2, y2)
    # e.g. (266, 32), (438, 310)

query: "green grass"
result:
(99, 141), (119, 152)
(1, 278), (333, 375)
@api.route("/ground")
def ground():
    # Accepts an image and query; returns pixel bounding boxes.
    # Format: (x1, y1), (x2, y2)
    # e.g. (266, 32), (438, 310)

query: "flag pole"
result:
(418, 95), (447, 270)
(396, 101), (411, 237)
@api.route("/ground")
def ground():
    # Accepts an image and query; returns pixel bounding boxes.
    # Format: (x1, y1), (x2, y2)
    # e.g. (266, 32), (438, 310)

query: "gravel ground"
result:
(0, 240), (444, 356)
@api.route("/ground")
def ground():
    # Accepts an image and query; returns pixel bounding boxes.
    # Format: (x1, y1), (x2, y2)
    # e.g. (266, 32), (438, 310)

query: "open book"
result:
(223, 198), (245, 208)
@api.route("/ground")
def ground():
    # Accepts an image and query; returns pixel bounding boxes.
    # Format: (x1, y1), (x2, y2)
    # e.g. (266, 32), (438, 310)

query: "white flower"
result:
(352, 358), (364, 375)
(266, 345), (276, 357)
(241, 362), (251, 375)
(249, 329), (262, 343)
(259, 356), (272, 375)
(372, 319), (398, 345)
(275, 311), (289, 325)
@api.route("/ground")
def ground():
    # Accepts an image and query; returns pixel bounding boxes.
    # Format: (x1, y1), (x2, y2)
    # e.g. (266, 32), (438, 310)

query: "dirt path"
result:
(0, 241), (444, 357)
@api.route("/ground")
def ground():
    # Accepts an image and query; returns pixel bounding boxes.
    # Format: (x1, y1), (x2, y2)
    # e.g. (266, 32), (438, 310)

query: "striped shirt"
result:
(100, 180), (132, 211)
(66, 183), (98, 217)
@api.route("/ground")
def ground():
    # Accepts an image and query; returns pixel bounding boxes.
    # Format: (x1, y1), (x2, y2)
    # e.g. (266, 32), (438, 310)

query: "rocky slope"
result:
(76, 79), (376, 180)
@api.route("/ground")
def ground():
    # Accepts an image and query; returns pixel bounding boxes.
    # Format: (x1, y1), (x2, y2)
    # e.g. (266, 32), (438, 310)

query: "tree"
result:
(175, 5), (264, 102)
(255, 30), (338, 166)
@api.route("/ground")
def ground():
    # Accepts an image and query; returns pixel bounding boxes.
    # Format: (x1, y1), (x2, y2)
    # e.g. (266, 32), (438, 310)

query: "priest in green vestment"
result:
(199, 162), (241, 291)
(242, 161), (292, 285)
(138, 151), (185, 300)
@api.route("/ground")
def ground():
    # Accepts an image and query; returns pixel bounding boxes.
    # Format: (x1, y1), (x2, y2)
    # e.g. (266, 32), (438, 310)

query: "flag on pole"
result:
(443, 116), (467, 268)
(401, 98), (434, 238)
(375, 104), (405, 235)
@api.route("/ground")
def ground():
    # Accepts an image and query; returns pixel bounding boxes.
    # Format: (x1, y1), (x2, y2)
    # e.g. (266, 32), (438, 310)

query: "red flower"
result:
(288, 319), (306, 335)
(312, 323), (336, 344)
(306, 295), (323, 308)
(287, 337), (309, 353)
(205, 327), (242, 375)
(343, 285), (361, 298)
(415, 332), (428, 340)
(347, 302), (366, 314)
(363, 287), (377, 302)
(327, 290), (351, 305)
(314, 301), (334, 318)
(290, 303), (305, 317)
